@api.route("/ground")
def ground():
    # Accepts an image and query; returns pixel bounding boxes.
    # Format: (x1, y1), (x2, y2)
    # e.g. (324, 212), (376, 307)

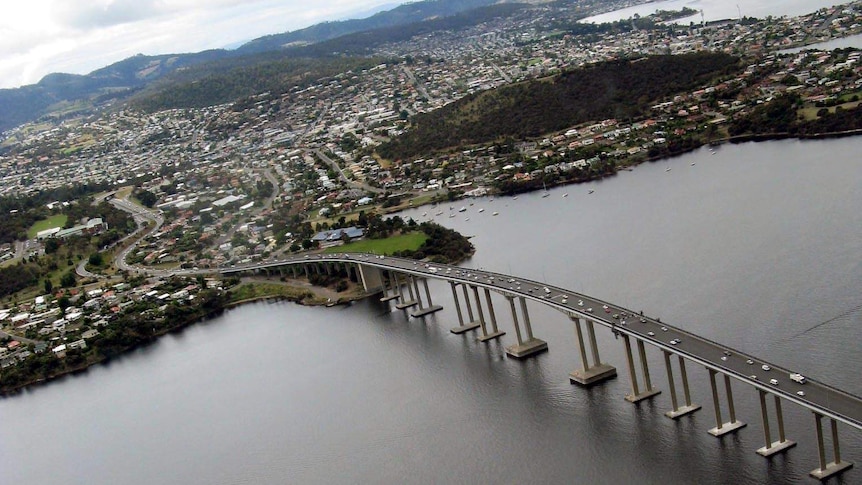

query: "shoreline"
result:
(0, 283), (366, 397)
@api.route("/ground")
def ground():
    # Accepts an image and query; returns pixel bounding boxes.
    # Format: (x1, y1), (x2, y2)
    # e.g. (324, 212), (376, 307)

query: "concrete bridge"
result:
(219, 252), (858, 480)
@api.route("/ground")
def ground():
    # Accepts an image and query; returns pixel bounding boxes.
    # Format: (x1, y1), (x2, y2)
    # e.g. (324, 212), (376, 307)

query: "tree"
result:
(60, 271), (76, 288)
(88, 252), (103, 267)
(43, 279), (53, 295)
(137, 190), (158, 208)
(58, 296), (71, 312)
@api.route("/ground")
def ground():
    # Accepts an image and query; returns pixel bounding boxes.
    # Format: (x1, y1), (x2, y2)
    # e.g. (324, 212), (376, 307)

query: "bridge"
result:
(212, 252), (861, 480)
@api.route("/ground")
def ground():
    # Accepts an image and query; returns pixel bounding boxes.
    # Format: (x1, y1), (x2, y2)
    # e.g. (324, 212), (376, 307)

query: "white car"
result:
(769, 379), (779, 386)
(647, 331), (655, 336)
(797, 390), (806, 397)
(761, 364), (771, 371)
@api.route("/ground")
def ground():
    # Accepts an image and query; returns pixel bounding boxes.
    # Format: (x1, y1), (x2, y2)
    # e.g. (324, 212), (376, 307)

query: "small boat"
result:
(478, 208), (485, 213)
(562, 193), (568, 198)
(435, 210), (443, 216)
(492, 211), (499, 216)
(588, 189), (594, 194)
(541, 182), (550, 198)
(691, 162), (695, 166)
(449, 213), (456, 218)
(465, 218), (470, 221)
(458, 206), (466, 212)
(422, 212), (427, 216)
(541, 192), (550, 198)
(513, 196), (518, 200)
(665, 167), (671, 172)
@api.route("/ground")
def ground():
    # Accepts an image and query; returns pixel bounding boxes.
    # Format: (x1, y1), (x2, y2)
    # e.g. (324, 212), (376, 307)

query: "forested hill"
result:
(235, 0), (502, 54)
(129, 3), (528, 113)
(377, 52), (742, 161)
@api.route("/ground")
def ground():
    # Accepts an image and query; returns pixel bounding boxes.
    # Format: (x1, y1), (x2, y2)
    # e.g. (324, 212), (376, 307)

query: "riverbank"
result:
(0, 279), (364, 396)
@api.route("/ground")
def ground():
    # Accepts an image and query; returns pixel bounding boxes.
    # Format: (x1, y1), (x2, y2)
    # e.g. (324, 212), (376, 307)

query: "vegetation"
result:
(378, 52), (741, 160)
(26, 215), (68, 239)
(729, 94), (862, 137)
(323, 232), (428, 255)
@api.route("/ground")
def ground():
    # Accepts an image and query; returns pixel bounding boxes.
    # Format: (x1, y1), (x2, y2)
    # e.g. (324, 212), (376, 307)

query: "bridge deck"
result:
(220, 252), (862, 430)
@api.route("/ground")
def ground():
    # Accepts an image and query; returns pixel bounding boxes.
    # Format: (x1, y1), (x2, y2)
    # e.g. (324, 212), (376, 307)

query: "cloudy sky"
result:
(0, 0), (397, 90)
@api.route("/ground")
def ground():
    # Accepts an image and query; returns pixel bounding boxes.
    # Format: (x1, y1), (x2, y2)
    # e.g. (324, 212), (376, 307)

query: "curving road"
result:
(212, 252), (862, 431)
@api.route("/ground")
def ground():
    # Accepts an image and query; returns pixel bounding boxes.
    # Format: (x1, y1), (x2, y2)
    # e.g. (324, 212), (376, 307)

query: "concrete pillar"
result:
(394, 273), (418, 310)
(756, 390), (796, 457)
(472, 286), (489, 336)
(409, 278), (443, 318)
(462, 284), (475, 323)
(661, 353), (699, 418)
(808, 415), (853, 479)
(483, 289), (504, 336)
(586, 320), (601, 367)
(412, 277), (424, 310)
(707, 370), (746, 437)
(507, 296), (523, 345)
(380, 271), (400, 303)
(504, 295), (546, 358)
(623, 335), (660, 403)
(520, 297), (534, 341)
(450, 282), (478, 334)
(569, 317), (616, 386)
(624, 335), (641, 399)
(637, 340), (652, 390)
(357, 264), (384, 294)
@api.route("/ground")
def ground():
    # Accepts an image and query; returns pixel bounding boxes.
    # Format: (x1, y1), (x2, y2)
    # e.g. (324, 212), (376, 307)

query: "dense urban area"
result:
(2, 0), (862, 390)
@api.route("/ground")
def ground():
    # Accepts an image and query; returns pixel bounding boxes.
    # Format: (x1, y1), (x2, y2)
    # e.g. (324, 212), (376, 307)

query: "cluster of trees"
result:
(378, 52), (741, 160)
(728, 94), (862, 137)
(401, 222), (474, 263)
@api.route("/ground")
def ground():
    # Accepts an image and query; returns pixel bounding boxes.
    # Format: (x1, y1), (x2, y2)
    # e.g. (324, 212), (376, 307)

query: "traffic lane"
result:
(662, 332), (862, 424)
(362, 260), (862, 423)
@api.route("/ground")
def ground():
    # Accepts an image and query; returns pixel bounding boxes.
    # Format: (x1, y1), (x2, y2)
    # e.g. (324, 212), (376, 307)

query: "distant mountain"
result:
(235, 0), (503, 54)
(0, 0), (513, 131)
(0, 50), (231, 132)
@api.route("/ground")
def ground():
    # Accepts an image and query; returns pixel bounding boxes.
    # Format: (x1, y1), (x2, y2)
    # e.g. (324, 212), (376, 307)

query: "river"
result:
(582, 0), (845, 24)
(1, 138), (860, 484)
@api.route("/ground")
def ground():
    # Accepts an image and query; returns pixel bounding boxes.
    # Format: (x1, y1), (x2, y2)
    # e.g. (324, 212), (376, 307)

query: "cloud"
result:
(0, 0), (395, 89)
(54, 0), (168, 30)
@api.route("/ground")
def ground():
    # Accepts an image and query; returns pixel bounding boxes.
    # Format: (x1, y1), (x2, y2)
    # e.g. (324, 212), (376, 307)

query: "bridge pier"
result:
(661, 351), (700, 418)
(380, 271), (400, 303)
(357, 263), (384, 294)
(622, 335), (660, 403)
(448, 282), (479, 333)
(472, 286), (504, 342)
(810, 413), (853, 480)
(707, 370), (746, 436)
(482, 288), (505, 340)
(394, 273), (418, 310)
(756, 390), (796, 457)
(410, 277), (443, 318)
(569, 317), (616, 386)
(504, 296), (547, 359)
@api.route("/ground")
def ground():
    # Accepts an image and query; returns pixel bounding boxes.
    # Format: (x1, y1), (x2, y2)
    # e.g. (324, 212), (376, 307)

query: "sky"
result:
(0, 0), (397, 90)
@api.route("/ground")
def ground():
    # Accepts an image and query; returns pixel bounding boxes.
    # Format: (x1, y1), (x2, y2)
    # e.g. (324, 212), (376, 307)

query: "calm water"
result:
(1, 138), (860, 484)
(582, 0), (845, 24)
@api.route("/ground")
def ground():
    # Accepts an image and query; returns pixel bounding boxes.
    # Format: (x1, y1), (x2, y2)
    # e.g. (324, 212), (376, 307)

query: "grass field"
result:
(323, 232), (427, 255)
(27, 215), (68, 238)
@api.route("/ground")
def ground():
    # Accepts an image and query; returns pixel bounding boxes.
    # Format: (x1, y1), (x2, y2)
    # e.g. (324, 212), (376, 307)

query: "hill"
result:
(377, 52), (742, 160)
(0, 50), (231, 132)
(129, 3), (528, 112)
(235, 0), (503, 54)
(0, 0), (522, 130)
